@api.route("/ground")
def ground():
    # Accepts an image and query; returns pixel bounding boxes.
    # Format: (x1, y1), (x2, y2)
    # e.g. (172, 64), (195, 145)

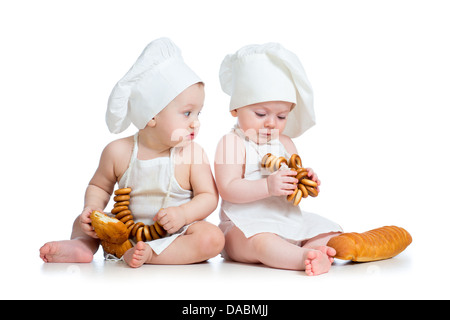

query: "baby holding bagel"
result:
(214, 43), (343, 276)
(39, 38), (224, 268)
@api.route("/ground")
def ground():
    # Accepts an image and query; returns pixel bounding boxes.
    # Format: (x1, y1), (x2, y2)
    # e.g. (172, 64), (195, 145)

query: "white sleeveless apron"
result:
(219, 127), (342, 246)
(111, 132), (193, 257)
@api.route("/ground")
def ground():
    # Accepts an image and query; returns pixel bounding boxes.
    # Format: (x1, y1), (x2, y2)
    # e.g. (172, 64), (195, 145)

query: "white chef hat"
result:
(106, 38), (202, 134)
(219, 42), (315, 138)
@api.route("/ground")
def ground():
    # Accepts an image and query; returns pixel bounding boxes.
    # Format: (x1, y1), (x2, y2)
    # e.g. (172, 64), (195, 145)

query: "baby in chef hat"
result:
(214, 42), (343, 276)
(40, 38), (224, 268)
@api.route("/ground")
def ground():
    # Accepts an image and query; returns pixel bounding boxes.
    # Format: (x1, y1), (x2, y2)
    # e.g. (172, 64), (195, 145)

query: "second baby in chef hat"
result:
(39, 38), (224, 268)
(214, 42), (342, 276)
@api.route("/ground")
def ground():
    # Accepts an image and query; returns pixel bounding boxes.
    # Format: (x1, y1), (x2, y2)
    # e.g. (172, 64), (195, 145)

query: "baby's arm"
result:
(214, 133), (298, 204)
(79, 138), (132, 237)
(154, 143), (218, 234)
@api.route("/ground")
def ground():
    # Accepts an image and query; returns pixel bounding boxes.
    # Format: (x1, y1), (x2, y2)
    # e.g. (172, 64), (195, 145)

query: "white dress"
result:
(219, 127), (342, 245)
(112, 133), (193, 256)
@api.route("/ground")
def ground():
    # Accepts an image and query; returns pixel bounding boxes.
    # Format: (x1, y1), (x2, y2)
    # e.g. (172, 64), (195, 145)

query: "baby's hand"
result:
(267, 169), (298, 197)
(154, 207), (187, 235)
(306, 168), (321, 192)
(79, 208), (99, 239)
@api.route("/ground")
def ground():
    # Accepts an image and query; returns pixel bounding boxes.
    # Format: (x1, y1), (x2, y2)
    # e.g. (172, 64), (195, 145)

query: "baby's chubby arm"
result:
(79, 137), (132, 237)
(214, 133), (299, 204)
(154, 143), (218, 234)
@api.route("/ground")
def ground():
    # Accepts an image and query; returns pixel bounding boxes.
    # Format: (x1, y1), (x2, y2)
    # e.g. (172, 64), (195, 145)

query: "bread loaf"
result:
(90, 210), (129, 244)
(100, 239), (133, 258)
(327, 226), (412, 262)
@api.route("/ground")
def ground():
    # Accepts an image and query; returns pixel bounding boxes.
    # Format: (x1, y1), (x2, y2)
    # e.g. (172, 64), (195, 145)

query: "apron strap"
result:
(123, 132), (139, 188)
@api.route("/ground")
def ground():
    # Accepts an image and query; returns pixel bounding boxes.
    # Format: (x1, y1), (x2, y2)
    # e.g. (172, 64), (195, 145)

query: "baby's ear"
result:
(147, 119), (156, 127)
(230, 110), (238, 117)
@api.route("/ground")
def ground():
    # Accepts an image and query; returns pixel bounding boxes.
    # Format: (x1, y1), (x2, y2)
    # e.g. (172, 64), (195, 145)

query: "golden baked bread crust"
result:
(327, 226), (412, 262)
(90, 210), (129, 244)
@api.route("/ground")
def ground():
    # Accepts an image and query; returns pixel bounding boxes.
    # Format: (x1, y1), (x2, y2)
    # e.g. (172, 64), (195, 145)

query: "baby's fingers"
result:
(153, 209), (166, 222)
(306, 168), (321, 185)
(283, 176), (298, 185)
(281, 169), (298, 176)
(81, 222), (98, 239)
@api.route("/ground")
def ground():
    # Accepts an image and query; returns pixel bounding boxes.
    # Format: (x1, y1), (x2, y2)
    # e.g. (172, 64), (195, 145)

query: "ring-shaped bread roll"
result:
(301, 179), (318, 188)
(144, 225), (152, 241)
(111, 206), (128, 214)
(298, 183), (308, 198)
(114, 188), (132, 195)
(286, 187), (298, 202)
(114, 201), (130, 207)
(289, 154), (302, 169)
(154, 221), (167, 237)
(131, 222), (145, 237)
(136, 226), (144, 242)
(261, 153), (272, 168)
(124, 219), (135, 229)
(260, 153), (319, 206)
(295, 171), (309, 180)
(150, 224), (160, 239)
(115, 210), (131, 220)
(267, 156), (277, 170)
(114, 195), (131, 202)
(274, 157), (288, 171)
(119, 214), (133, 224)
(306, 186), (319, 197)
(293, 189), (303, 205)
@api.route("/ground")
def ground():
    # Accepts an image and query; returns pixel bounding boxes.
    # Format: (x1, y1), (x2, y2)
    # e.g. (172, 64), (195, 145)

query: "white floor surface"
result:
(2, 239), (448, 300)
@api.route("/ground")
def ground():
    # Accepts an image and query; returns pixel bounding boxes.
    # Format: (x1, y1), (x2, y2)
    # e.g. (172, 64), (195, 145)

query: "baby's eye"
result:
(277, 115), (287, 120)
(255, 112), (266, 117)
(184, 111), (191, 117)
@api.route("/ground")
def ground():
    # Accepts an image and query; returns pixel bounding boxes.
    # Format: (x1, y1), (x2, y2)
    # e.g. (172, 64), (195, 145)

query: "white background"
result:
(1, 0), (449, 299)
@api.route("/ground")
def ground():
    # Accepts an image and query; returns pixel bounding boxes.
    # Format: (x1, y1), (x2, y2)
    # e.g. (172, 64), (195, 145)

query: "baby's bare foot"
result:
(304, 250), (332, 276)
(39, 240), (93, 263)
(123, 241), (152, 268)
(317, 245), (336, 263)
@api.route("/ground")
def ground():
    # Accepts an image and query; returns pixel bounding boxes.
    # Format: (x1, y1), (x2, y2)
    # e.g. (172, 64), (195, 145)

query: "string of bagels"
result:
(261, 153), (319, 205)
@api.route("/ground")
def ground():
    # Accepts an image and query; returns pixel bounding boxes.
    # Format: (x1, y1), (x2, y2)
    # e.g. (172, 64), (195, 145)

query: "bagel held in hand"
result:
(261, 153), (319, 205)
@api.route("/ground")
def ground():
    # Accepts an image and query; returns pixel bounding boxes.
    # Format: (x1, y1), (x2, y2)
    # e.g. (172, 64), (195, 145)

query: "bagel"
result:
(292, 189), (303, 205)
(289, 154), (302, 168)
(301, 179), (318, 188)
(261, 153), (320, 206)
(114, 188), (132, 195)
(111, 205), (128, 214)
(286, 187), (299, 202)
(114, 194), (131, 202)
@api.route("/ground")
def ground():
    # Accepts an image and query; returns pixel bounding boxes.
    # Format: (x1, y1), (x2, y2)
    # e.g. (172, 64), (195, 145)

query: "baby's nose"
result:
(190, 119), (200, 128)
(264, 117), (275, 128)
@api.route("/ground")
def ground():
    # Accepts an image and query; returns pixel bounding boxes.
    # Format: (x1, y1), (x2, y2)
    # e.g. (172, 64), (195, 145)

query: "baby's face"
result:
(232, 101), (293, 144)
(153, 83), (205, 147)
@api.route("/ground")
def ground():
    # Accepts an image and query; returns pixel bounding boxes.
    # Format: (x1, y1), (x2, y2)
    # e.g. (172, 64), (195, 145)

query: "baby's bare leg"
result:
(39, 215), (99, 263)
(225, 227), (307, 269)
(224, 227), (333, 276)
(144, 221), (224, 265)
(302, 232), (341, 249)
